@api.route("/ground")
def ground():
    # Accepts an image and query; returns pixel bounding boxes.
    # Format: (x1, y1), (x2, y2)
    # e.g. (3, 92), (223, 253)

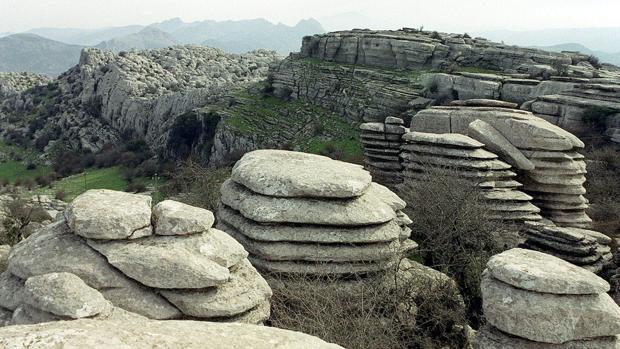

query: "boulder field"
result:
(0, 190), (272, 325)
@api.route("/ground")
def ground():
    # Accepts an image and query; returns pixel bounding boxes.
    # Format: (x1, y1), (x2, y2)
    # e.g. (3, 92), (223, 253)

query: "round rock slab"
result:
(0, 318), (345, 349)
(231, 150), (372, 198)
(23, 272), (110, 319)
(152, 200), (215, 236)
(487, 248), (609, 295)
(65, 189), (152, 240)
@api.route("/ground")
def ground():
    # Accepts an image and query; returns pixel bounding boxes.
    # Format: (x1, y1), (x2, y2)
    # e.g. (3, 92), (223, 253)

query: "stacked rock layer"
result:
(476, 248), (620, 348)
(522, 223), (613, 274)
(0, 190), (271, 327)
(216, 150), (416, 278)
(399, 131), (542, 224)
(360, 117), (408, 187)
(408, 106), (591, 228)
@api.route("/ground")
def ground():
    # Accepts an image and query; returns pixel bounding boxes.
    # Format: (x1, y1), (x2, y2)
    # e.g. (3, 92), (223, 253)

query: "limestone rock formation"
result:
(408, 106), (591, 228)
(399, 131), (542, 224)
(0, 72), (51, 99)
(1, 46), (279, 155)
(217, 150), (415, 278)
(521, 223), (614, 274)
(477, 248), (620, 348)
(360, 117), (407, 186)
(0, 318), (344, 348)
(0, 189), (272, 326)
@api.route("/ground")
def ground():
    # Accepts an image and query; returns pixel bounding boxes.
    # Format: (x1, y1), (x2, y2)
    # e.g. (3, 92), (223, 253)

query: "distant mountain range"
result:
(0, 18), (325, 75)
(0, 34), (84, 76)
(529, 43), (620, 67)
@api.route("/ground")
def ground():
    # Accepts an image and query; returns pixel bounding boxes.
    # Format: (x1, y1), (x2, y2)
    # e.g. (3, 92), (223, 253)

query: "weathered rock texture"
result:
(399, 131), (542, 224)
(476, 248), (620, 348)
(0, 318), (344, 348)
(272, 29), (620, 143)
(521, 223), (614, 274)
(216, 150), (416, 278)
(1, 46), (279, 155)
(360, 117), (407, 186)
(0, 189), (272, 326)
(0, 72), (51, 99)
(407, 106), (590, 228)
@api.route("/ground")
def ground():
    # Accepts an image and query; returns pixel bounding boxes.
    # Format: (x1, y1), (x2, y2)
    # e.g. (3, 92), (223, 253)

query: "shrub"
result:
(430, 31), (442, 40)
(397, 165), (518, 327)
(26, 163), (37, 170)
(22, 178), (36, 190)
(588, 55), (602, 69)
(1, 198), (52, 245)
(584, 146), (620, 235)
(463, 33), (471, 39)
(35, 175), (53, 187)
(269, 262), (468, 349)
(160, 159), (230, 212)
(54, 189), (67, 201)
(126, 182), (147, 193)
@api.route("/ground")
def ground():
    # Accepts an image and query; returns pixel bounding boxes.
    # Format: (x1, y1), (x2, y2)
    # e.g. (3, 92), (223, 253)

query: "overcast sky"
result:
(0, 0), (618, 33)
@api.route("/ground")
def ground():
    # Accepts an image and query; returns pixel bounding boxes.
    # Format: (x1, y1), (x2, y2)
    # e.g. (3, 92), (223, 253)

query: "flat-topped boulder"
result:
(481, 271), (620, 344)
(487, 248), (609, 295)
(231, 150), (372, 198)
(65, 189), (152, 240)
(152, 200), (215, 236)
(0, 318), (345, 349)
(450, 99), (518, 109)
(476, 326), (620, 349)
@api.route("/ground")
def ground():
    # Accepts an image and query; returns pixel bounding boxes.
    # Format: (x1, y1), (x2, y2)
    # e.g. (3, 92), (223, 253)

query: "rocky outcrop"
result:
(360, 117), (407, 186)
(216, 150), (415, 277)
(0, 72), (51, 99)
(0, 318), (344, 348)
(521, 223), (614, 274)
(400, 131), (542, 224)
(476, 248), (620, 348)
(269, 55), (428, 123)
(523, 82), (620, 142)
(0, 190), (271, 325)
(2, 46), (279, 154)
(407, 106), (590, 228)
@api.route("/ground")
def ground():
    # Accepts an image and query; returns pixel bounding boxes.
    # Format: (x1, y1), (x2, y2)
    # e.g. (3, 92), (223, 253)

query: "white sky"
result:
(0, 0), (618, 33)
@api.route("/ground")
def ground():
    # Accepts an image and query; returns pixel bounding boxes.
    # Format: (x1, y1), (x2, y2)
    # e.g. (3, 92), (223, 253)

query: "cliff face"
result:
(1, 46), (279, 153)
(272, 29), (620, 143)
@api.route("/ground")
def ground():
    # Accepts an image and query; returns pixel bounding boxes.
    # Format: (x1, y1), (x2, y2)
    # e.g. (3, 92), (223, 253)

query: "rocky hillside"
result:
(0, 34), (84, 76)
(0, 46), (279, 158)
(0, 72), (51, 98)
(270, 29), (620, 144)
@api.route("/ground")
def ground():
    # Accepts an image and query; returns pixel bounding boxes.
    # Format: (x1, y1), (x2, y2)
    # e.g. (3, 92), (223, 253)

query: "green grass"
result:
(37, 167), (163, 202)
(0, 141), (52, 184)
(222, 88), (363, 163)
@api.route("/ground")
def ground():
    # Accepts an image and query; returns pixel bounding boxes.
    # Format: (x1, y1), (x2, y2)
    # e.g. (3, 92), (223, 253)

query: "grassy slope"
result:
(41, 167), (162, 201)
(224, 88), (364, 163)
(0, 142), (52, 183)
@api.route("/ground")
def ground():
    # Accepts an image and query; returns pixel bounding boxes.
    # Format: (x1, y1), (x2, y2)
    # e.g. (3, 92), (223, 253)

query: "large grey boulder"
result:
(481, 272), (620, 344)
(486, 248), (609, 295)
(0, 272), (25, 310)
(23, 272), (110, 319)
(231, 149), (372, 198)
(152, 200), (215, 236)
(0, 318), (344, 348)
(468, 119), (534, 170)
(220, 179), (396, 226)
(476, 326), (620, 349)
(87, 229), (247, 289)
(160, 260), (271, 318)
(65, 189), (152, 240)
